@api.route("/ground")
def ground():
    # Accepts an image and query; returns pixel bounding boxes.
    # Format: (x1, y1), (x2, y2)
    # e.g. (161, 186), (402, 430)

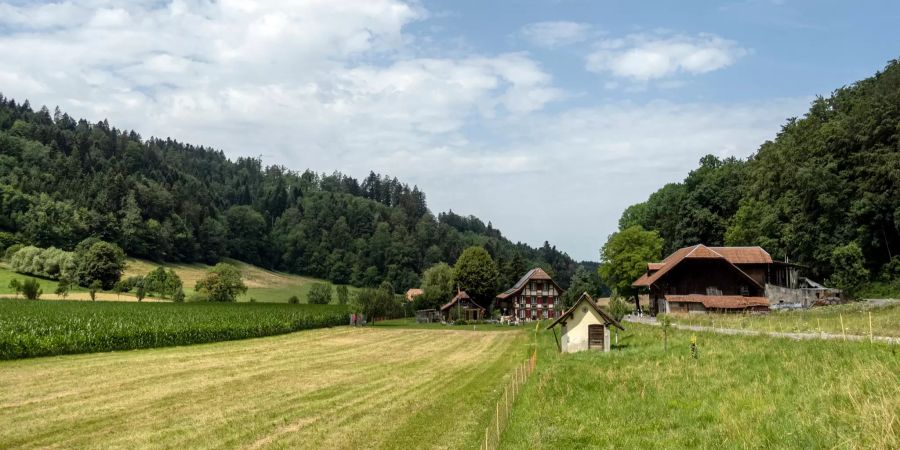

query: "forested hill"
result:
(0, 97), (577, 291)
(618, 60), (900, 282)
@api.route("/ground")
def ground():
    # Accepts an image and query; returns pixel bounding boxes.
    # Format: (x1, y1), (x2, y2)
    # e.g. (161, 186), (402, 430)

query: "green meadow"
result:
(501, 323), (900, 449)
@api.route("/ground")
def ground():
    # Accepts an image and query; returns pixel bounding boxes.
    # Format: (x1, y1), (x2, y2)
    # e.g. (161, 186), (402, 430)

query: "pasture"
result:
(501, 323), (900, 449)
(669, 301), (900, 337)
(0, 259), (358, 303)
(0, 300), (346, 359)
(0, 327), (526, 449)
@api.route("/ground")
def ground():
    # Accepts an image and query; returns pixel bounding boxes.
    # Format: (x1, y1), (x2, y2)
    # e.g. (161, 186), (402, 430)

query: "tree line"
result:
(0, 96), (581, 293)
(613, 60), (900, 295)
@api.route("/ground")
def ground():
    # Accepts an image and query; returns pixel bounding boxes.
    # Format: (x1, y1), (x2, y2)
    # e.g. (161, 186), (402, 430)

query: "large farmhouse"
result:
(632, 245), (794, 315)
(495, 268), (564, 321)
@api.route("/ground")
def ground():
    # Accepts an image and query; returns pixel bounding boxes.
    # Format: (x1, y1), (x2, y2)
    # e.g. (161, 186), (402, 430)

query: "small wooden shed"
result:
(546, 293), (624, 353)
(440, 290), (485, 322)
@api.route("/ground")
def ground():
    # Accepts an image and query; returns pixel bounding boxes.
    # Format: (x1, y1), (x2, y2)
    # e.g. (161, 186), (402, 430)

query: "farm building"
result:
(440, 290), (485, 321)
(546, 293), (624, 353)
(495, 268), (564, 321)
(405, 288), (424, 302)
(632, 244), (830, 315)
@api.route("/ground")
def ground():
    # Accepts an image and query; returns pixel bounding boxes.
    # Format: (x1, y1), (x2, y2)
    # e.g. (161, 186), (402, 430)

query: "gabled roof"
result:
(546, 292), (624, 331)
(632, 244), (766, 289)
(708, 247), (773, 264)
(440, 290), (485, 311)
(665, 294), (769, 309)
(496, 267), (559, 299)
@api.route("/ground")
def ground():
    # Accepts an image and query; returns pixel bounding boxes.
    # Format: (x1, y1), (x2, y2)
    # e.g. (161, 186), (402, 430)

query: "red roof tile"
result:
(496, 267), (559, 299)
(709, 247), (773, 264)
(665, 294), (769, 309)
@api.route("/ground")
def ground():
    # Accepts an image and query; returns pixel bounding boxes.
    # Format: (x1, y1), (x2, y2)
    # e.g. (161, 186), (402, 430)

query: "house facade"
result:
(632, 245), (789, 315)
(495, 268), (564, 321)
(546, 292), (624, 353)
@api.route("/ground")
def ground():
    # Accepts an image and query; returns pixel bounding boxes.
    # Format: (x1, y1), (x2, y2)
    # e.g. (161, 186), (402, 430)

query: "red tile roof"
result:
(709, 247), (773, 264)
(496, 267), (558, 299)
(665, 295), (769, 309)
(632, 244), (768, 289)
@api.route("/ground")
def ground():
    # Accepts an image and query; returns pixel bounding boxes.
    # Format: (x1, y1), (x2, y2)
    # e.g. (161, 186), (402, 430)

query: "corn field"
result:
(0, 299), (347, 359)
(481, 349), (537, 450)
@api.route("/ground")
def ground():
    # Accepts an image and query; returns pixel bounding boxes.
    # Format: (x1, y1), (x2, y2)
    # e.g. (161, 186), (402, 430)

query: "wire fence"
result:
(480, 349), (537, 450)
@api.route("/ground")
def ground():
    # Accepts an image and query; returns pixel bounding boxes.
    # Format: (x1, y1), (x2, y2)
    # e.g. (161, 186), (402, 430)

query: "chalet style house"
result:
(632, 245), (792, 315)
(495, 268), (564, 321)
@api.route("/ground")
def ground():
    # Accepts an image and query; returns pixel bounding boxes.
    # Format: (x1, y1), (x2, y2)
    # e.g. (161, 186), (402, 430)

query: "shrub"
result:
(8, 279), (22, 299)
(88, 280), (102, 301)
(4, 243), (23, 260)
(288, 295), (300, 304)
(21, 278), (42, 300)
(194, 263), (247, 302)
(54, 278), (71, 299)
(308, 283), (332, 305)
(336, 285), (349, 305)
(172, 287), (185, 303)
(75, 240), (126, 289)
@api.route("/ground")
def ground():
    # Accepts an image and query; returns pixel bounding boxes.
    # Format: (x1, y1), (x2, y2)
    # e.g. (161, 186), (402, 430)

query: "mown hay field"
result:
(0, 327), (526, 449)
(501, 323), (900, 449)
(0, 300), (347, 359)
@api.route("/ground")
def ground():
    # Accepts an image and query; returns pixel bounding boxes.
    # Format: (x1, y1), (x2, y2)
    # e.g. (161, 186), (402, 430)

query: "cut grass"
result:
(374, 317), (524, 332)
(0, 299), (347, 359)
(0, 327), (527, 449)
(501, 323), (900, 449)
(670, 301), (900, 337)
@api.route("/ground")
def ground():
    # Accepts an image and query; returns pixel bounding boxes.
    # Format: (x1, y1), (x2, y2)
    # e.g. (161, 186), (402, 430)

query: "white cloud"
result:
(586, 33), (748, 81)
(0, 1), (804, 260)
(519, 21), (597, 48)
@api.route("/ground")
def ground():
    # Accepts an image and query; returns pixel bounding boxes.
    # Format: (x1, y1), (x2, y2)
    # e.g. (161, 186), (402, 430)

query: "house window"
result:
(740, 285), (749, 296)
(531, 296), (536, 305)
(706, 286), (722, 296)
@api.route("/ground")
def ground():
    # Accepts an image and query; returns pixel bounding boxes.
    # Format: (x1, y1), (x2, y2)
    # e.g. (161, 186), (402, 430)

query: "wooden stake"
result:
(869, 311), (873, 344)
(840, 314), (846, 341)
(496, 402), (500, 441)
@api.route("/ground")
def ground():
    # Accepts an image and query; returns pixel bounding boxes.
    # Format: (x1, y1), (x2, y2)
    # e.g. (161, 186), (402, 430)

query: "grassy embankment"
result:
(0, 327), (527, 449)
(0, 300), (347, 359)
(0, 258), (358, 303)
(501, 322), (900, 449)
(669, 301), (900, 337)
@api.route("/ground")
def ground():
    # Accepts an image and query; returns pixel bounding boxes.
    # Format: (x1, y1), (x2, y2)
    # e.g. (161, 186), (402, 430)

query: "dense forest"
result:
(619, 60), (900, 284)
(0, 97), (578, 292)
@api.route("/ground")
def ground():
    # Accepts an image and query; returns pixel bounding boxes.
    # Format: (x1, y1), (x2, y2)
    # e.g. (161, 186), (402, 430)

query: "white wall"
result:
(559, 304), (611, 352)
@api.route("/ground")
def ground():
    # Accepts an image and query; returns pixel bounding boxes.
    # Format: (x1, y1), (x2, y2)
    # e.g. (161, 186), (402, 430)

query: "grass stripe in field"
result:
(0, 327), (527, 449)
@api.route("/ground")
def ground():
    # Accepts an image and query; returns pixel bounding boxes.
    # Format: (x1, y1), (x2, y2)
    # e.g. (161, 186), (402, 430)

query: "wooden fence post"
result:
(840, 314), (846, 341)
(869, 311), (873, 343)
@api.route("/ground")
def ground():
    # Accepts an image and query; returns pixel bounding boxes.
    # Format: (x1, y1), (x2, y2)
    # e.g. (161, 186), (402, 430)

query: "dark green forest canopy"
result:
(0, 97), (578, 292)
(619, 60), (900, 280)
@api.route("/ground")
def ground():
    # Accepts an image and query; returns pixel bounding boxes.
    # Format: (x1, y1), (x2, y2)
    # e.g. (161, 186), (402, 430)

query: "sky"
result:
(1, 1), (899, 261)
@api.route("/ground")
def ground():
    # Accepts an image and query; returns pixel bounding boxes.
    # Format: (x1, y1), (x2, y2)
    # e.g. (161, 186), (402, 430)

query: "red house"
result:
(495, 268), (565, 321)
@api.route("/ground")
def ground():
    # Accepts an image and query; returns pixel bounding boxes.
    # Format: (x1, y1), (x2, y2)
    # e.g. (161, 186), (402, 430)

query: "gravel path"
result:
(625, 315), (900, 345)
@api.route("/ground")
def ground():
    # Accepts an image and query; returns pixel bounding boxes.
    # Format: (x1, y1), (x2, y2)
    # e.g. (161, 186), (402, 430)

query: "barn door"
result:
(588, 325), (604, 350)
